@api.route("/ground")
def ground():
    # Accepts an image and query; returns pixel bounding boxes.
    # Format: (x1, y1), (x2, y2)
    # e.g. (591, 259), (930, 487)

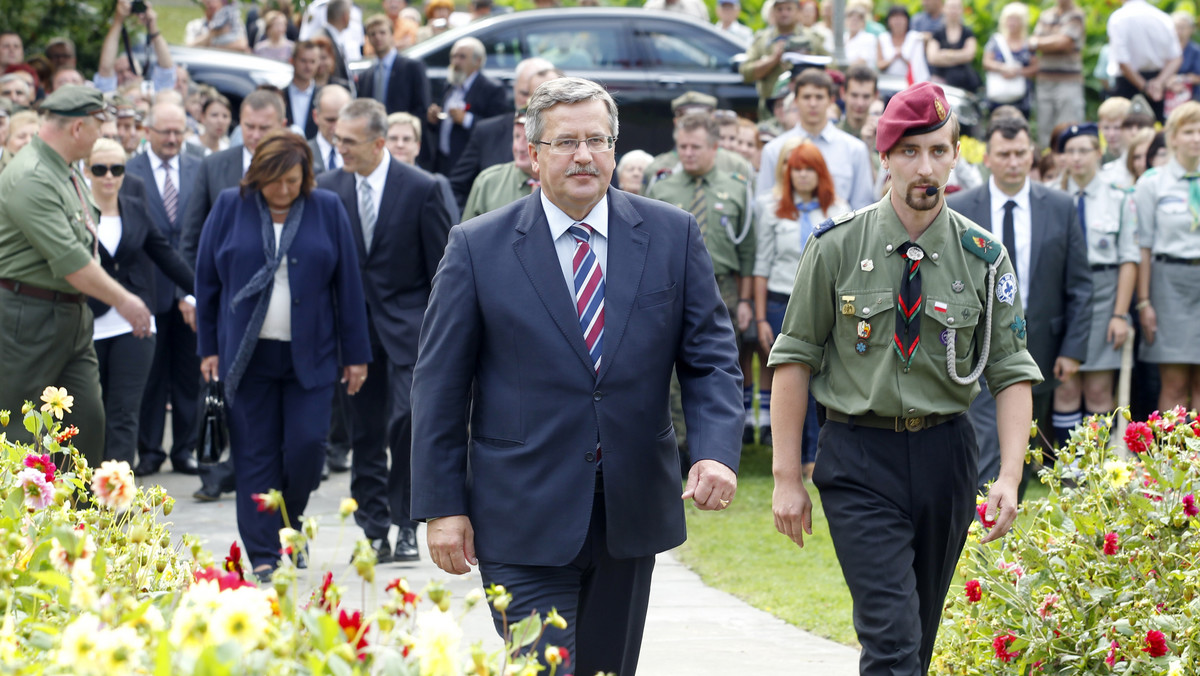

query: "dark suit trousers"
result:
(349, 340), (415, 538)
(814, 417), (977, 676)
(228, 340), (331, 567)
(138, 305), (200, 467)
(478, 486), (656, 676)
(95, 332), (156, 464)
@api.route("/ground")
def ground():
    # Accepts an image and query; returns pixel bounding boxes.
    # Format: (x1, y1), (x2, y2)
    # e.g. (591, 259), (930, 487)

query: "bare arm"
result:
(64, 259), (152, 337)
(97, 0), (133, 79)
(770, 363), (814, 547)
(143, 5), (174, 70)
(1137, 248), (1156, 343)
(980, 380), (1032, 543)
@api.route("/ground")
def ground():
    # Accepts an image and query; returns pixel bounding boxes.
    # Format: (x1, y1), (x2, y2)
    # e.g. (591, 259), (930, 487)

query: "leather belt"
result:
(1154, 254), (1200, 266)
(0, 278), (85, 304)
(823, 408), (961, 432)
(1090, 263), (1120, 272)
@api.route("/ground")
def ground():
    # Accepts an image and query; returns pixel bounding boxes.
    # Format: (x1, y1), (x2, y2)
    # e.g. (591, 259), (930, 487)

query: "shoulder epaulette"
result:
(812, 210), (855, 238)
(731, 172), (749, 184)
(960, 228), (1001, 264)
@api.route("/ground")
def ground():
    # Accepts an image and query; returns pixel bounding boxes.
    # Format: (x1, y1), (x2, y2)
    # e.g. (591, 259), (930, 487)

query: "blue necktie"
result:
(797, 199), (820, 250)
(1076, 190), (1088, 244)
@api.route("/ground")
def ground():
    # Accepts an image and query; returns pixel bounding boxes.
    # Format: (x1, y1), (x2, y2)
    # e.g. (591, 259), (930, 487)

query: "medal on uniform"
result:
(857, 321), (871, 339)
(939, 329), (950, 346)
(906, 246), (924, 261)
(841, 295), (856, 315)
(860, 258), (874, 272)
(855, 339), (869, 354)
(952, 280), (964, 293)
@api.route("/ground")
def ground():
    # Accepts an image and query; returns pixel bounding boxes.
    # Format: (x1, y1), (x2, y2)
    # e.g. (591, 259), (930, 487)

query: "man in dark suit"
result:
(411, 78), (743, 675)
(357, 13), (431, 170)
(179, 90), (287, 501)
(308, 85), (352, 175)
(448, 57), (561, 208)
(425, 37), (508, 174)
(130, 101), (203, 477)
(319, 0), (356, 96)
(285, 40), (322, 139)
(947, 115), (1092, 495)
(319, 99), (452, 563)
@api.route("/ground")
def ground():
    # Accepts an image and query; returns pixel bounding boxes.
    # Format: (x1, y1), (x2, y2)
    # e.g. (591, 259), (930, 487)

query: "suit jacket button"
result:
(293, 298), (300, 305)
(584, 451), (595, 462)
(593, 391), (603, 401)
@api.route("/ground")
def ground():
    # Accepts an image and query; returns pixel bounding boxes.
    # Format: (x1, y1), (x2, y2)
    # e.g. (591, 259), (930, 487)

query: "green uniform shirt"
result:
(838, 116), (864, 141)
(739, 25), (827, 117)
(767, 194), (1042, 417)
(645, 165), (756, 279)
(643, 146), (753, 192)
(0, 137), (97, 293)
(462, 161), (536, 221)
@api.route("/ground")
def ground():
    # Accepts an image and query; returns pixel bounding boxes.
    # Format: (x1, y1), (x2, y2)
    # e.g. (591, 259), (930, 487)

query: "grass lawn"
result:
(678, 440), (1053, 647)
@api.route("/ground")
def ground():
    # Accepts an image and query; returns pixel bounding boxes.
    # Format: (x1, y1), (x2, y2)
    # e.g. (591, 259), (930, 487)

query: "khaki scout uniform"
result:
(461, 161), (538, 221)
(642, 146), (753, 192)
(0, 136), (106, 464)
(646, 165), (756, 454)
(740, 24), (827, 118)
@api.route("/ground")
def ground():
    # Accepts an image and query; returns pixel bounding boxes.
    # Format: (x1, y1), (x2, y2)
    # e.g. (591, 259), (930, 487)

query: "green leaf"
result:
(29, 570), (70, 591)
(327, 653), (353, 676)
(2, 484), (23, 519)
(153, 629), (173, 676)
(509, 614), (542, 650)
(301, 610), (340, 652)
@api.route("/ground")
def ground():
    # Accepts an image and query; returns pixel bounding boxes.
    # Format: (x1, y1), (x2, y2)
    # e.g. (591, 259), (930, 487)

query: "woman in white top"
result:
(876, 5), (930, 83)
(753, 139), (849, 478)
(195, 95), (232, 156)
(842, 1), (880, 71)
(88, 138), (195, 465)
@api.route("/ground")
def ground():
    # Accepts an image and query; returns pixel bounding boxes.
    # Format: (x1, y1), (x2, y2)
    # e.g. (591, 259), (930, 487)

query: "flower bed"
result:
(933, 407), (1200, 674)
(0, 389), (589, 675)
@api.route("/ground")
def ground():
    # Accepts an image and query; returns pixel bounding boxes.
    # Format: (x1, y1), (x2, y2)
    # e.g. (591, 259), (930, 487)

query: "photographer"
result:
(95, 0), (176, 95)
(740, 0), (827, 120)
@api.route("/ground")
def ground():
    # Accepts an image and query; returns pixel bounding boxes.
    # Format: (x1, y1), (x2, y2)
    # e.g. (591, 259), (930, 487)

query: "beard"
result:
(902, 183), (941, 211)
(447, 65), (465, 87)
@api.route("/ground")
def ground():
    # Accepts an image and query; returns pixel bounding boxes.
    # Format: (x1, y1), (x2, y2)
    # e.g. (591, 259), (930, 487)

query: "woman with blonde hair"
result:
(982, 2), (1037, 117)
(752, 140), (849, 471)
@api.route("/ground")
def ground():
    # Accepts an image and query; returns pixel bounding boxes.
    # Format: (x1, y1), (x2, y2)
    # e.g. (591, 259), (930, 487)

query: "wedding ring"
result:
(719, 499), (730, 508)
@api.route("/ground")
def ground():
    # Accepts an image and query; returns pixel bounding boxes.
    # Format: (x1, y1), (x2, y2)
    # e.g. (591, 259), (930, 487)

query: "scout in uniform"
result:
(642, 91), (755, 192)
(1135, 101), (1200, 411)
(767, 82), (1041, 675)
(646, 112), (756, 466)
(739, 0), (827, 119)
(461, 112), (539, 220)
(1055, 123), (1140, 420)
(0, 86), (153, 465)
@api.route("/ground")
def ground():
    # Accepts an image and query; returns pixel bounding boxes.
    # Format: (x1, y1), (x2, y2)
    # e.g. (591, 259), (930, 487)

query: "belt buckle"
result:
(904, 416), (924, 432)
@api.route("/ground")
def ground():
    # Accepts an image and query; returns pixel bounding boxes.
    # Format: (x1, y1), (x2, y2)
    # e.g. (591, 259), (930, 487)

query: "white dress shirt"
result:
(288, 81), (316, 134)
(439, 71), (479, 155)
(93, 215), (158, 340)
(542, 191), (609, 296)
(1106, 0), (1181, 72)
(146, 148), (179, 203)
(314, 133), (341, 170)
(756, 120), (876, 209)
(242, 147), (254, 175)
(988, 177), (1032, 311)
(259, 221), (293, 341)
(354, 152), (390, 224)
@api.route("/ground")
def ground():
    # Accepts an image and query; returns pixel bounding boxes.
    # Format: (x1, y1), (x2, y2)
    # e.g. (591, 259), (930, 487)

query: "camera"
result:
(131, 0), (147, 14)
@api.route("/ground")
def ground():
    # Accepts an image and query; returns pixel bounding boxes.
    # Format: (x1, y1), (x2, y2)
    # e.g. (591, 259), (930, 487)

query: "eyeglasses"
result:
(332, 135), (376, 148)
(90, 164), (126, 177)
(537, 136), (616, 154)
(149, 127), (185, 137)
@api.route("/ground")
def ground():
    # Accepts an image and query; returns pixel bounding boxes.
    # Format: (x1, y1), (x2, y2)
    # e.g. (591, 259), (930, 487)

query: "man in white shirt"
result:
(286, 41), (321, 139)
(1107, 0), (1182, 121)
(713, 0), (752, 46)
(309, 85), (351, 173)
(644, 0), (710, 22)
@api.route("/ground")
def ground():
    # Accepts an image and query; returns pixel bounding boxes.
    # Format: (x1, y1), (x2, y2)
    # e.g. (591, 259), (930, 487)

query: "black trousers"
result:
(138, 305), (200, 468)
(95, 331), (156, 464)
(815, 416), (977, 676)
(348, 340), (415, 539)
(478, 487), (656, 676)
(1116, 70), (1164, 121)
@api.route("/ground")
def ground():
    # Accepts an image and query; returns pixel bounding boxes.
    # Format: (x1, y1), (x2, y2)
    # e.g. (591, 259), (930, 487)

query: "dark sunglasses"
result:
(90, 164), (126, 177)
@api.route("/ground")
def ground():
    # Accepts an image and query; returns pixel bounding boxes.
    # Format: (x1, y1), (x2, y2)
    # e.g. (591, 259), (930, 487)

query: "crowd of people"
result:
(1, 0), (1199, 673)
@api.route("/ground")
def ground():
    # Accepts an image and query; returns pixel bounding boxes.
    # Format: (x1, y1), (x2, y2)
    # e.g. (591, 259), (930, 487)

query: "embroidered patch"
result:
(939, 328), (950, 346)
(995, 273), (1017, 306)
(1010, 316), (1027, 339)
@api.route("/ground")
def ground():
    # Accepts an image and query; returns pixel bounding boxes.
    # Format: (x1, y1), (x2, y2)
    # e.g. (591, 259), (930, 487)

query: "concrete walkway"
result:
(146, 466), (860, 675)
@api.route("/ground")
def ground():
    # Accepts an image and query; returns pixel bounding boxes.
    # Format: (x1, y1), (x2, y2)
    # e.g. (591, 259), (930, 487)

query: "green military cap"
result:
(1128, 94), (1153, 120)
(671, 91), (718, 115)
(39, 85), (114, 120)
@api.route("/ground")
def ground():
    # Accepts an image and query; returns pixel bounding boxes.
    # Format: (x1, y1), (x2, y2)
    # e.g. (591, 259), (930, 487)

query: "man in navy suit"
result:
(130, 101), (203, 477)
(284, 41), (322, 140)
(356, 14), (431, 167)
(425, 37), (508, 174)
(179, 90), (287, 500)
(318, 99), (452, 562)
(947, 115), (1092, 495)
(411, 78), (743, 675)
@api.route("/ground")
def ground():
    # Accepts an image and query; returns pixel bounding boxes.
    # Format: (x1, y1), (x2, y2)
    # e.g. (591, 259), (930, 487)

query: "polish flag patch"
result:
(933, 301), (948, 313)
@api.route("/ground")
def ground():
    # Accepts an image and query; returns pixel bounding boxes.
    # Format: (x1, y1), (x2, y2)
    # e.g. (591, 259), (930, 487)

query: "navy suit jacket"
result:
(947, 182), (1092, 392)
(431, 72), (507, 172)
(357, 54), (433, 167)
(126, 150), (201, 313)
(410, 187), (744, 566)
(448, 110), (516, 208)
(285, 84), (322, 140)
(194, 188), (371, 390)
(180, 145), (246, 267)
(317, 156), (452, 366)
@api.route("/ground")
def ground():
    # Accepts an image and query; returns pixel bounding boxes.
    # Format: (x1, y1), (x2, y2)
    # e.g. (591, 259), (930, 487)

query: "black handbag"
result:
(196, 380), (230, 465)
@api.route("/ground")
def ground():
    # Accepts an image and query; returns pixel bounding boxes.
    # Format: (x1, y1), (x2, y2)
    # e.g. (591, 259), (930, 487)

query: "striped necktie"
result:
(569, 223), (604, 371)
(161, 160), (178, 224)
(689, 175), (707, 239)
(894, 242), (924, 371)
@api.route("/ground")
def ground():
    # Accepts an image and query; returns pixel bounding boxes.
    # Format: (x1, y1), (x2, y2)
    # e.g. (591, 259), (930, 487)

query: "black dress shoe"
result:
(134, 458), (163, 477)
(172, 456), (200, 475)
(321, 461), (330, 481)
(357, 538), (394, 564)
(193, 483), (223, 502)
(393, 526), (419, 562)
(253, 566), (275, 584)
(326, 448), (351, 473)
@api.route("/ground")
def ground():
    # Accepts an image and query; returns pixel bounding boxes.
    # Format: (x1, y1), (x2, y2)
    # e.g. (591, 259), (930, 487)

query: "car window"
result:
(638, 24), (738, 71)
(525, 25), (632, 70)
(419, 25), (524, 69)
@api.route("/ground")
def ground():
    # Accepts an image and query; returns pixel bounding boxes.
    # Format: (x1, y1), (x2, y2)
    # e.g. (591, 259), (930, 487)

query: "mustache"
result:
(565, 164), (599, 177)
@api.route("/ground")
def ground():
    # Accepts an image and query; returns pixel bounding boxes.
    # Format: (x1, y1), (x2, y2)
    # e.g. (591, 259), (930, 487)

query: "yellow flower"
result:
(40, 386), (74, 420)
(56, 614), (102, 673)
(208, 588), (272, 648)
(1168, 661), (1184, 676)
(544, 608), (568, 630)
(93, 626), (145, 673)
(1104, 460), (1132, 488)
(339, 497), (359, 518)
(412, 609), (462, 676)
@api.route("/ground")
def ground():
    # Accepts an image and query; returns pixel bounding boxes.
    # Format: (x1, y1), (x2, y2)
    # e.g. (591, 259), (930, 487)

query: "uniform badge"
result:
(720, 215), (730, 230)
(995, 273), (1017, 306)
(857, 321), (871, 339)
(952, 280), (964, 293)
(1009, 316), (1027, 339)
(717, 191), (729, 200)
(855, 339), (869, 354)
(841, 295), (856, 315)
(939, 329), (950, 346)
(933, 301), (948, 313)
(714, 202), (725, 211)
(1098, 238), (1109, 250)
(935, 99), (947, 121)
(906, 246), (924, 261)
(860, 258), (874, 272)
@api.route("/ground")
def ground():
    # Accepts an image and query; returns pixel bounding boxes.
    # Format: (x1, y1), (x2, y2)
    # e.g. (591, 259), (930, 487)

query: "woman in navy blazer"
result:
(88, 139), (195, 466)
(195, 131), (371, 580)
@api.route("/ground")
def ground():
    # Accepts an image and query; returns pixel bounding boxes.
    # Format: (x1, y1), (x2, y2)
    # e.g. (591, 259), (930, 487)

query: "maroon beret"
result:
(875, 81), (952, 154)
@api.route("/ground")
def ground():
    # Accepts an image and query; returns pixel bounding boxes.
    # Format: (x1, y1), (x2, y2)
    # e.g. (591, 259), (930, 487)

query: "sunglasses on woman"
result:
(90, 164), (126, 177)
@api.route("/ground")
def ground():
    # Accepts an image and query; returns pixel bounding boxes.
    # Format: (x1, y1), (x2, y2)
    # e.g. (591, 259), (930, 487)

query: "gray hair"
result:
(674, 113), (720, 146)
(515, 57), (556, 82)
(617, 149), (653, 173)
(0, 74), (31, 95)
(525, 77), (618, 145)
(453, 37), (487, 68)
(340, 98), (388, 139)
(144, 101), (186, 129)
(387, 111), (421, 143)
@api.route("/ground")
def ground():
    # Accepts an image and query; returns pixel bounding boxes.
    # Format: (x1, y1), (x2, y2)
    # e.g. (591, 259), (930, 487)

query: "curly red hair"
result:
(777, 142), (836, 219)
